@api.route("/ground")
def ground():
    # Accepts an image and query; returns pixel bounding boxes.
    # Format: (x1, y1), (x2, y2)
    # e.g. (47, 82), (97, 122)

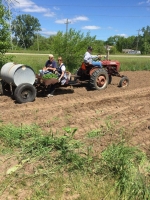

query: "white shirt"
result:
(60, 63), (66, 72)
(84, 51), (99, 64)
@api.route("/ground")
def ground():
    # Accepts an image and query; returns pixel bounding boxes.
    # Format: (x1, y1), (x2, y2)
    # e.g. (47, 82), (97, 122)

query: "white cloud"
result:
(117, 34), (128, 38)
(53, 7), (60, 11)
(14, 0), (36, 9)
(40, 28), (57, 36)
(71, 16), (88, 23)
(44, 12), (55, 17)
(55, 19), (69, 24)
(138, 1), (145, 5)
(107, 26), (113, 30)
(23, 5), (47, 13)
(13, 0), (55, 16)
(82, 26), (101, 30)
(138, 0), (150, 5)
(55, 19), (67, 24)
(55, 16), (88, 24)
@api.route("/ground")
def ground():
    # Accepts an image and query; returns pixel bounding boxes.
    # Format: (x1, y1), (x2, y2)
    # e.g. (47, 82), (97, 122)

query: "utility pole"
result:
(65, 19), (71, 35)
(64, 19), (71, 65)
(136, 29), (141, 52)
(37, 32), (39, 51)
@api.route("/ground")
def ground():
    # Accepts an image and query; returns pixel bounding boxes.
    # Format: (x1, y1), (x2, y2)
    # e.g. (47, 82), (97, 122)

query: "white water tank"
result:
(0, 62), (35, 86)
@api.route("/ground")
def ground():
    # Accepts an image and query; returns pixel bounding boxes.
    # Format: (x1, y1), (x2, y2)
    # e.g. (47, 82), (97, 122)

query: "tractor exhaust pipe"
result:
(106, 45), (110, 60)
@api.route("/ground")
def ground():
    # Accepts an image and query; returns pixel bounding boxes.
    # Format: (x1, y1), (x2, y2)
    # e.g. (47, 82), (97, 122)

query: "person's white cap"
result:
(49, 54), (54, 58)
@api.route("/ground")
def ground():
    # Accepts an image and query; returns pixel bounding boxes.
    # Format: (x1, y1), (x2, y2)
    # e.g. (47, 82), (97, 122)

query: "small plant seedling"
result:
(42, 73), (58, 79)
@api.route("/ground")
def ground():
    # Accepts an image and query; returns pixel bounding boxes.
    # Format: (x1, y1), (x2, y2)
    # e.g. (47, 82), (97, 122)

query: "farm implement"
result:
(0, 52), (129, 103)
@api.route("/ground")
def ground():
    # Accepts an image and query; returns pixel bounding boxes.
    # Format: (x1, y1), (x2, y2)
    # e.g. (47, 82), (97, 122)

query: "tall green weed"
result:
(100, 141), (150, 200)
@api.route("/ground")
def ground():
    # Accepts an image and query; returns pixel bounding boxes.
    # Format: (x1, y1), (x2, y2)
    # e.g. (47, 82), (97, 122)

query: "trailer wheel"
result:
(118, 76), (129, 87)
(90, 68), (109, 90)
(0, 80), (3, 95)
(14, 83), (36, 103)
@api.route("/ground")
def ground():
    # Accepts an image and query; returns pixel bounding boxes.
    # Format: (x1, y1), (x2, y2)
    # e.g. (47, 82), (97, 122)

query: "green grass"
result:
(110, 56), (150, 71)
(0, 121), (150, 199)
(3, 53), (150, 74)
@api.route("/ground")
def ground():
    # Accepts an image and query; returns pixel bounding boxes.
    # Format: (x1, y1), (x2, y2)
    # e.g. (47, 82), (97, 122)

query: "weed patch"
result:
(0, 122), (150, 199)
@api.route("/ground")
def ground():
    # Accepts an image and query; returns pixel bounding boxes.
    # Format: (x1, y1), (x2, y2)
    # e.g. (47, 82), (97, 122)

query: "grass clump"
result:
(100, 141), (150, 200)
(0, 122), (150, 199)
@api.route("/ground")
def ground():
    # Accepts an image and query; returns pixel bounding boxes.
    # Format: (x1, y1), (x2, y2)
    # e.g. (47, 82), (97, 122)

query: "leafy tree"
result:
(0, 0), (13, 68)
(125, 36), (137, 49)
(12, 14), (41, 49)
(47, 29), (97, 71)
(30, 35), (50, 51)
(93, 40), (106, 55)
(105, 36), (117, 46)
(140, 26), (150, 54)
(0, 0), (10, 54)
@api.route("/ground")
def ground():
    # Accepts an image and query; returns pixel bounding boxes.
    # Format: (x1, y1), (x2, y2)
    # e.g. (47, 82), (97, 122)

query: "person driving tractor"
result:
(84, 46), (102, 67)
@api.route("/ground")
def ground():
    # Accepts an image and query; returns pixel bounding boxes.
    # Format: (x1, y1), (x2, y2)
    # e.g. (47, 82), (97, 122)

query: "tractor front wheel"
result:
(118, 76), (129, 87)
(89, 68), (109, 90)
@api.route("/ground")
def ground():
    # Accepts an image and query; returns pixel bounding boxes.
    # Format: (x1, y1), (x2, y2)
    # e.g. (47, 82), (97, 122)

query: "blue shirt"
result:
(45, 60), (57, 68)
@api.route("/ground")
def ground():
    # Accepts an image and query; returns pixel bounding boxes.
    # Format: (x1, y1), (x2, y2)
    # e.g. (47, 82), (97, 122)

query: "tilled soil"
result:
(1, 71), (150, 155)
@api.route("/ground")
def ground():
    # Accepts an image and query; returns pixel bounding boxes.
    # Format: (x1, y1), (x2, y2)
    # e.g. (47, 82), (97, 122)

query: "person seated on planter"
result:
(47, 57), (71, 97)
(84, 46), (102, 67)
(57, 56), (71, 85)
(39, 54), (57, 76)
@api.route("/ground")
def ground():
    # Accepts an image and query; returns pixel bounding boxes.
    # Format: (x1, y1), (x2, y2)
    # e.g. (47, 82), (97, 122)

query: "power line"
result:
(6, 3), (150, 8)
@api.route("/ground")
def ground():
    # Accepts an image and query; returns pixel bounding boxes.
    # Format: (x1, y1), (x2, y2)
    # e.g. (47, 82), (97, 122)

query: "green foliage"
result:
(0, 123), (40, 148)
(0, 122), (150, 199)
(12, 14), (41, 49)
(30, 35), (50, 51)
(27, 29), (105, 71)
(9, 53), (150, 74)
(49, 29), (99, 71)
(0, 123), (89, 170)
(42, 73), (58, 79)
(0, 2), (10, 54)
(0, 54), (14, 70)
(101, 141), (150, 200)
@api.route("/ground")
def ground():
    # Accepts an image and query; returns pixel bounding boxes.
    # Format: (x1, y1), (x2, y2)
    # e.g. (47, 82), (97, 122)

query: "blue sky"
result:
(3, 0), (150, 41)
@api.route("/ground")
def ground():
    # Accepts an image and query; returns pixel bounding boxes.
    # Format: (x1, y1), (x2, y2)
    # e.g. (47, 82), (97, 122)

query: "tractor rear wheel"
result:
(14, 83), (36, 103)
(89, 68), (109, 90)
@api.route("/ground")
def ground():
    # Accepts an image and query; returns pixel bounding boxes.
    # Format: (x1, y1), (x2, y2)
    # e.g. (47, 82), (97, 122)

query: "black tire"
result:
(0, 80), (3, 95)
(118, 76), (129, 87)
(14, 83), (36, 103)
(89, 68), (109, 90)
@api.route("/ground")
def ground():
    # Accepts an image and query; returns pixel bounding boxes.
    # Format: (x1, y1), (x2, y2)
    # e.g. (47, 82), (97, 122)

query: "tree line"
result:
(1, 1), (150, 67)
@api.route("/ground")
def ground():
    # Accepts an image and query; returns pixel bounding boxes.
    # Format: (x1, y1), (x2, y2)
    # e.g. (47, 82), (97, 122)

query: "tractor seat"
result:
(81, 62), (94, 70)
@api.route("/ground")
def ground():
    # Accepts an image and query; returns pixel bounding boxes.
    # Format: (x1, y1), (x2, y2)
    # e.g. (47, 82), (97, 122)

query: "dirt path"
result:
(1, 71), (150, 154)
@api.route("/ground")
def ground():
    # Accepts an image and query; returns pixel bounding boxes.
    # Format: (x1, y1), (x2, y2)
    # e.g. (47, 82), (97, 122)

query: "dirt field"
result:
(1, 71), (150, 155)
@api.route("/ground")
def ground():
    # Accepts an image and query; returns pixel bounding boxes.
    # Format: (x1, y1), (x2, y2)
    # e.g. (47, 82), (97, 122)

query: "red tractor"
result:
(75, 51), (129, 90)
